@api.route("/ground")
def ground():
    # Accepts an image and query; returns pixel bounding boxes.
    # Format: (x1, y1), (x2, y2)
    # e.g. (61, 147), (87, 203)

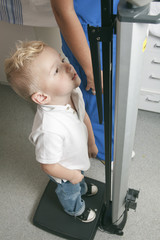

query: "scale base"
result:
(33, 177), (105, 240)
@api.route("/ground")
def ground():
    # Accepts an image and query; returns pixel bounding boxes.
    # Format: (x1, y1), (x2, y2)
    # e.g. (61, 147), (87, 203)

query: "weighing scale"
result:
(33, 0), (160, 239)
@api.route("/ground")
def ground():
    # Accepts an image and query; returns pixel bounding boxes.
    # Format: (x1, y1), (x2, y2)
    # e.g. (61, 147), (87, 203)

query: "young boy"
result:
(5, 41), (98, 223)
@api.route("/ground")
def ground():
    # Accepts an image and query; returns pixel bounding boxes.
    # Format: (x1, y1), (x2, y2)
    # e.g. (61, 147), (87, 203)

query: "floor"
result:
(0, 84), (160, 240)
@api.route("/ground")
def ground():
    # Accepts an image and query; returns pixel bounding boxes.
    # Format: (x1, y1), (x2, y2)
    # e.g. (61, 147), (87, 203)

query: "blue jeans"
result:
(49, 176), (88, 216)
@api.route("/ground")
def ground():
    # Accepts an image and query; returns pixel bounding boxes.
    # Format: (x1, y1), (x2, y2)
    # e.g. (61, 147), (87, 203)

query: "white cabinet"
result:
(142, 36), (160, 90)
(139, 34), (160, 113)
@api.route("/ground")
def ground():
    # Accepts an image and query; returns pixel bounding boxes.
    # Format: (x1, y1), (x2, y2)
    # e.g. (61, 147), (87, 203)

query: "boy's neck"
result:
(47, 92), (72, 106)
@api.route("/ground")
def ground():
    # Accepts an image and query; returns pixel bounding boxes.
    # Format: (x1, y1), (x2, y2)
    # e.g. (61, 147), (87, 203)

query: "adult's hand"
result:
(86, 72), (96, 94)
(86, 70), (103, 95)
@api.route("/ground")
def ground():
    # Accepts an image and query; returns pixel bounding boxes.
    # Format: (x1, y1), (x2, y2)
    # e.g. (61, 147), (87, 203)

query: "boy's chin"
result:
(74, 83), (80, 89)
(74, 78), (81, 88)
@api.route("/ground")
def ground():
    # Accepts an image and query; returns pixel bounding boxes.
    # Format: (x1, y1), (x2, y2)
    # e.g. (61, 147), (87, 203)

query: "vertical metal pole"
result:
(101, 0), (113, 209)
(89, 38), (103, 124)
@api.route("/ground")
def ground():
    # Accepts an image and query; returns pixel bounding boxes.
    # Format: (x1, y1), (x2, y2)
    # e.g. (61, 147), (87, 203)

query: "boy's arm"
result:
(41, 163), (84, 184)
(83, 112), (98, 158)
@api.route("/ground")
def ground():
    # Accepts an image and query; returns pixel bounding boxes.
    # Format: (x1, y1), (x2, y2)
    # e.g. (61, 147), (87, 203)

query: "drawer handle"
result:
(146, 96), (160, 103)
(152, 59), (160, 64)
(154, 43), (160, 48)
(150, 75), (160, 80)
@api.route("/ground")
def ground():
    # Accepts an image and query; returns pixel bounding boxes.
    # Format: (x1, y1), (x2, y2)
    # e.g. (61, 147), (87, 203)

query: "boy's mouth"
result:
(72, 73), (77, 81)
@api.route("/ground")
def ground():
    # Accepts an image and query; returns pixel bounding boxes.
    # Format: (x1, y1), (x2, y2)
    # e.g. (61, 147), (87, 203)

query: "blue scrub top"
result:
(61, 0), (119, 161)
(74, 0), (101, 26)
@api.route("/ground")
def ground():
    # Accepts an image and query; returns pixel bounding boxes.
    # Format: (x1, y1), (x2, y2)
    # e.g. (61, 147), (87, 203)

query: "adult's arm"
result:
(50, 0), (95, 92)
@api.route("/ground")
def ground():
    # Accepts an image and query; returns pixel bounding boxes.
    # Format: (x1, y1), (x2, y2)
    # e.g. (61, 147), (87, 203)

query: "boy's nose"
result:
(65, 63), (72, 73)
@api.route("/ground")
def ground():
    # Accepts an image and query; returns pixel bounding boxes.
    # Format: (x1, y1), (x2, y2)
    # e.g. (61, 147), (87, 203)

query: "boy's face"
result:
(31, 47), (81, 100)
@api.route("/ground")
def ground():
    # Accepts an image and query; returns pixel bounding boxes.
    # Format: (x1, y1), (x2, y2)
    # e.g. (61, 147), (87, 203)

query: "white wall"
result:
(0, 21), (63, 84)
(33, 26), (63, 54)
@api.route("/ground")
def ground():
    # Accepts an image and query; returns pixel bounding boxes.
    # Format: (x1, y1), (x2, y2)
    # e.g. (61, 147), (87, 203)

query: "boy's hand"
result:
(88, 143), (98, 158)
(70, 170), (84, 184)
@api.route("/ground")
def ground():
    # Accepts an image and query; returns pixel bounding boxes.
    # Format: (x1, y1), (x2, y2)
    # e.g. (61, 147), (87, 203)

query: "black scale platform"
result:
(33, 177), (105, 240)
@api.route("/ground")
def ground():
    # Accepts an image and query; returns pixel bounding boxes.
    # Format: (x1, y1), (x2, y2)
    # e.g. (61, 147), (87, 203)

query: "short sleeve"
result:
(34, 132), (63, 164)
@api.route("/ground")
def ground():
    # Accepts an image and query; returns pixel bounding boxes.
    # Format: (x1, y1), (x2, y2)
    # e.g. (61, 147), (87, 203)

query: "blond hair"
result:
(4, 41), (47, 102)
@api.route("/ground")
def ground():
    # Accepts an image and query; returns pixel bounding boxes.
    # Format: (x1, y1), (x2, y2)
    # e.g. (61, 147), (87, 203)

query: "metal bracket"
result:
(125, 188), (140, 211)
(88, 16), (116, 43)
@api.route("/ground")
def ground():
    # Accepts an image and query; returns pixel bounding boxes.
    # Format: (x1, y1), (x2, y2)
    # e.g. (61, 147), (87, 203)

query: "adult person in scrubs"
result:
(50, 0), (119, 161)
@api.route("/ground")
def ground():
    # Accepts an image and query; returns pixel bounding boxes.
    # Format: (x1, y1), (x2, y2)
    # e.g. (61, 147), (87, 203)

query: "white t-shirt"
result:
(29, 87), (90, 183)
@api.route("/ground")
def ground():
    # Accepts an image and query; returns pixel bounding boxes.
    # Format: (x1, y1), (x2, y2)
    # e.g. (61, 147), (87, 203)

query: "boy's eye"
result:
(55, 68), (59, 74)
(62, 58), (65, 63)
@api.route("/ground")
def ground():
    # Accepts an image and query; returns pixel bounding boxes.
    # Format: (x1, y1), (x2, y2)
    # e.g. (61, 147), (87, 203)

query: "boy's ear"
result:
(31, 92), (50, 105)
